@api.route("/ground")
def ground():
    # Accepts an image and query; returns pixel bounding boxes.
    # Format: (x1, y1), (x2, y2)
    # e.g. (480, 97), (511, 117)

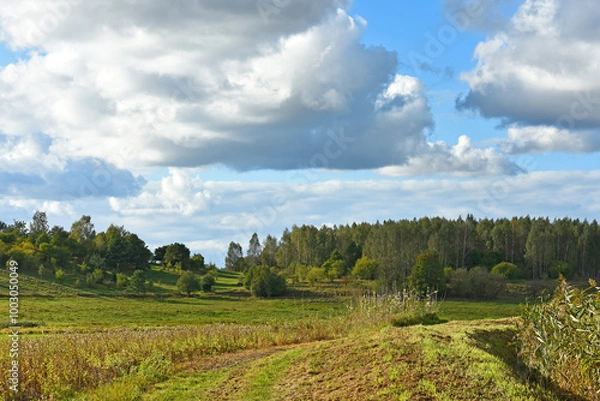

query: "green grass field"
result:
(0, 269), (575, 400)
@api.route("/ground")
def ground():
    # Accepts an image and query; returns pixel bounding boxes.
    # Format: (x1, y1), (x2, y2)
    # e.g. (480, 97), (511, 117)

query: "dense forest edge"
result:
(2, 212), (599, 298)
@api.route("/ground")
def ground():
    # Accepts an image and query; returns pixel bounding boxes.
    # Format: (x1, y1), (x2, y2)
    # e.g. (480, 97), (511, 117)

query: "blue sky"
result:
(0, 0), (599, 264)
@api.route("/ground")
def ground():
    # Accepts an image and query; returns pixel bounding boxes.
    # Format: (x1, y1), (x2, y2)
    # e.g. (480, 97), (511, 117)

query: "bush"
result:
(351, 257), (379, 280)
(549, 260), (573, 279)
(200, 274), (215, 292)
(448, 267), (506, 300)
(244, 265), (287, 298)
(306, 267), (326, 286)
(491, 262), (518, 280)
(92, 268), (104, 284)
(55, 268), (66, 283)
(176, 271), (200, 296)
(116, 273), (129, 288)
(128, 270), (148, 293)
(518, 279), (600, 399)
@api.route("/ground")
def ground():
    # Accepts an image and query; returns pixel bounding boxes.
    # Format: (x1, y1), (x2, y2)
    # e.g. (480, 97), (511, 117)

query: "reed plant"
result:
(517, 278), (600, 400)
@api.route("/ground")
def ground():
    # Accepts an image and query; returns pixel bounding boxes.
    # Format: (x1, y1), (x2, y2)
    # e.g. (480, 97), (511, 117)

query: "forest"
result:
(2, 212), (600, 294)
(226, 215), (600, 286)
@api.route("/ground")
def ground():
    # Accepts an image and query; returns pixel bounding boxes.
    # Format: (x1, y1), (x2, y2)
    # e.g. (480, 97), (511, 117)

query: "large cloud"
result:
(0, 0), (517, 177)
(457, 0), (600, 152)
(0, 133), (146, 199)
(377, 135), (523, 177)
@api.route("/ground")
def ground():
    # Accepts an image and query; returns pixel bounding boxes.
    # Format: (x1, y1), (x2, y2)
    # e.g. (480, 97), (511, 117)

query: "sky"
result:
(0, 0), (599, 265)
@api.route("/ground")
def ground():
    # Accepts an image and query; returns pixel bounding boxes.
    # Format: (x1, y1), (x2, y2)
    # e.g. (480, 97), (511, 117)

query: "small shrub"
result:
(85, 273), (96, 287)
(200, 274), (215, 292)
(128, 270), (148, 293)
(306, 267), (326, 286)
(55, 268), (66, 283)
(116, 273), (129, 288)
(92, 268), (104, 283)
(176, 271), (200, 295)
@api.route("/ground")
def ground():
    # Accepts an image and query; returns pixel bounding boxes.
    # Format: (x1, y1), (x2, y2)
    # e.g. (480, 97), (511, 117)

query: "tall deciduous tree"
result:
(246, 233), (262, 267)
(29, 211), (49, 240)
(69, 215), (96, 252)
(409, 250), (444, 295)
(225, 241), (245, 271)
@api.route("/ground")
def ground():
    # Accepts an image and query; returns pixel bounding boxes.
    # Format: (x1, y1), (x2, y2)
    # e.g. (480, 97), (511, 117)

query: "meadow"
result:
(0, 269), (588, 400)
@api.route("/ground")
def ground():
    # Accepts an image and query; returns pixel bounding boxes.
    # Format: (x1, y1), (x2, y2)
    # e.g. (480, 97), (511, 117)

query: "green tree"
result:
(29, 210), (49, 241)
(153, 245), (168, 263)
(549, 260), (573, 279)
(244, 265), (286, 297)
(322, 249), (345, 278)
(259, 234), (278, 267)
(246, 233), (262, 267)
(409, 250), (444, 294)
(69, 215), (96, 252)
(128, 270), (148, 293)
(176, 271), (200, 296)
(351, 256), (379, 280)
(190, 253), (205, 272)
(200, 274), (216, 292)
(164, 242), (191, 269)
(225, 242), (245, 271)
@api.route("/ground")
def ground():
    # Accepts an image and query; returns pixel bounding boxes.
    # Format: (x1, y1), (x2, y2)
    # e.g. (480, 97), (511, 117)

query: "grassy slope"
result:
(142, 320), (560, 401)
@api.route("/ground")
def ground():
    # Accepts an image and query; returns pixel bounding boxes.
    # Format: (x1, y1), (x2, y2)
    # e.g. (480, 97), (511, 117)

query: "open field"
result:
(0, 270), (584, 400)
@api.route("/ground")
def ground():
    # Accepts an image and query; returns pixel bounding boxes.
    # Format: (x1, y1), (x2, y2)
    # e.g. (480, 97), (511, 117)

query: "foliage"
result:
(347, 288), (442, 328)
(491, 262), (518, 280)
(351, 256), (379, 280)
(409, 250), (445, 294)
(190, 253), (205, 272)
(517, 279), (600, 400)
(55, 268), (66, 283)
(321, 249), (346, 278)
(306, 267), (326, 286)
(128, 270), (148, 293)
(225, 241), (245, 272)
(244, 265), (287, 297)
(116, 273), (129, 288)
(164, 242), (191, 270)
(548, 260), (573, 279)
(448, 267), (506, 300)
(176, 271), (200, 295)
(200, 274), (215, 292)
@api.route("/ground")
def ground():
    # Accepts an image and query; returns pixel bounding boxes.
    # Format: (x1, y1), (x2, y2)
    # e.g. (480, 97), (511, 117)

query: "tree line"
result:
(225, 215), (600, 289)
(0, 212), (212, 291)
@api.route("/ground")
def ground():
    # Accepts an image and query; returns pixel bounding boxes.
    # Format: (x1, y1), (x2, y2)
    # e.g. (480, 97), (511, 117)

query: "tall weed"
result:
(517, 278), (600, 400)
